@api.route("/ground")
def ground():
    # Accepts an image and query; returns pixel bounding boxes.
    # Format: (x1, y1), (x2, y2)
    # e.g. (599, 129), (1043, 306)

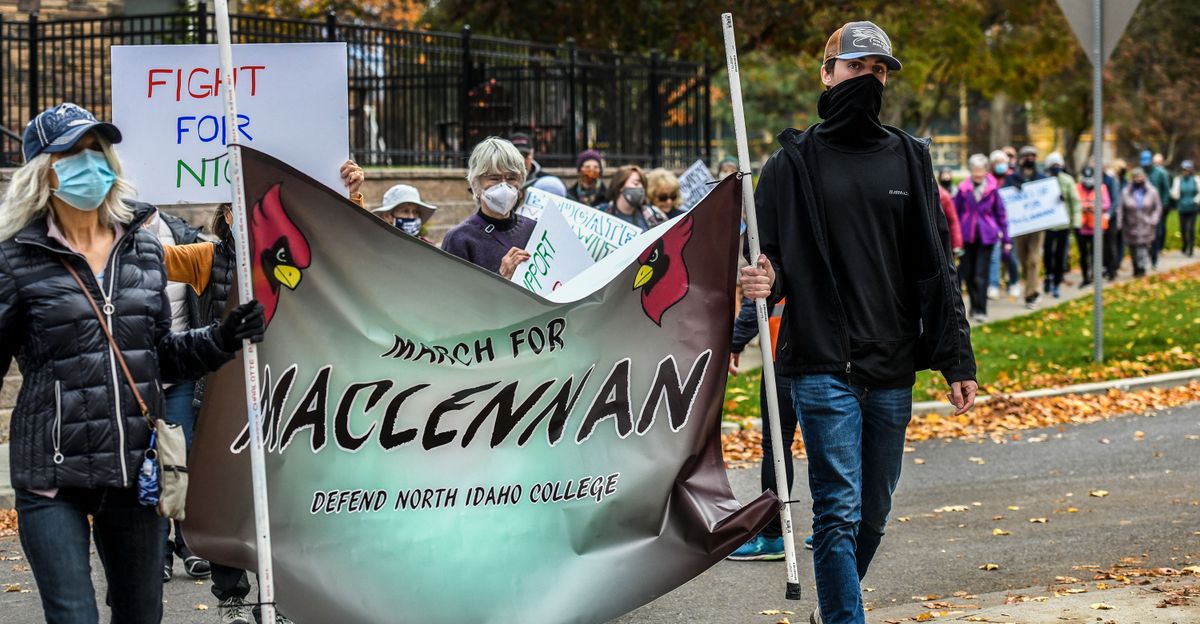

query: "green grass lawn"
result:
(723, 261), (1200, 422)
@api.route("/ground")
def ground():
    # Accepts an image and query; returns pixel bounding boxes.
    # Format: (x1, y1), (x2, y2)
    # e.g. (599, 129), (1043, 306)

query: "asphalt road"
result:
(2, 405), (1198, 624)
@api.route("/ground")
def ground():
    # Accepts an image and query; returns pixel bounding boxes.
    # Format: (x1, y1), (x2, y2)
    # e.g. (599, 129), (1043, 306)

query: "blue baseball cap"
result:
(1139, 149), (1152, 166)
(23, 103), (121, 162)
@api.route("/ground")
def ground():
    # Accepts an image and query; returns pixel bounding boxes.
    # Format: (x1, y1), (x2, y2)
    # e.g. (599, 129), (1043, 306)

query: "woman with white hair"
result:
(0, 103), (263, 622)
(441, 137), (534, 278)
(953, 152), (1011, 322)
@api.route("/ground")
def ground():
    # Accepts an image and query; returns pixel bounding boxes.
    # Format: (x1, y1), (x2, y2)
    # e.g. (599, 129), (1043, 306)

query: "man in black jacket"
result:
(740, 21), (977, 624)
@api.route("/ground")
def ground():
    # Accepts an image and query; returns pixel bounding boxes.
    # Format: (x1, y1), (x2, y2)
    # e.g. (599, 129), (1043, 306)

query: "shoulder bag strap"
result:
(58, 257), (154, 428)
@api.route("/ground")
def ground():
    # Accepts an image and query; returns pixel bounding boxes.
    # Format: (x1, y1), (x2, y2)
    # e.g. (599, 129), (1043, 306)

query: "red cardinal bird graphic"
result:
(250, 183), (311, 326)
(633, 214), (694, 325)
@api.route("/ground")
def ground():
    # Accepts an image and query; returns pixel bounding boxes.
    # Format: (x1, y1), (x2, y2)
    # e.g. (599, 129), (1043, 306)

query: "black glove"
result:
(215, 300), (266, 352)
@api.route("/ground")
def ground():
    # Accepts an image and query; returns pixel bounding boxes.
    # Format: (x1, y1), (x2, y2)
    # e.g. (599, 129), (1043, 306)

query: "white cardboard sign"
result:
(517, 188), (643, 261)
(111, 43), (349, 204)
(678, 159), (715, 211)
(998, 177), (1069, 237)
(511, 205), (595, 296)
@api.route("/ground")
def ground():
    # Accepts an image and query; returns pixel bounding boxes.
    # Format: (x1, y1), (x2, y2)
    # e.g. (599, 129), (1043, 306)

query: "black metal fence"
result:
(0, 4), (712, 170)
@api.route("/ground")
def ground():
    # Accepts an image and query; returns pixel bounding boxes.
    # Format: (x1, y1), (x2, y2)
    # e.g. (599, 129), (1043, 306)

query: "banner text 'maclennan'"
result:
(229, 349), (713, 455)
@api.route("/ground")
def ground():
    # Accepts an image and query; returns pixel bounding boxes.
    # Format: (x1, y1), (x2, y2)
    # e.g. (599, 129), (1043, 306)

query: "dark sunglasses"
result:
(655, 193), (679, 202)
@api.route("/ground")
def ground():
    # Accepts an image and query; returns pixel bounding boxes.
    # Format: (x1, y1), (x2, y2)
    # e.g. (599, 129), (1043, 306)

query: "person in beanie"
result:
(1170, 160), (1199, 257)
(567, 149), (607, 207)
(1042, 152), (1080, 298)
(718, 155), (740, 180)
(740, 23), (977, 624)
(1005, 145), (1048, 309)
(1076, 166), (1112, 287)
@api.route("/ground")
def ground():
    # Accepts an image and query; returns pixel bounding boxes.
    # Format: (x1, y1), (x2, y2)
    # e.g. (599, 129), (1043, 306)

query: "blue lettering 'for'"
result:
(176, 114), (253, 145)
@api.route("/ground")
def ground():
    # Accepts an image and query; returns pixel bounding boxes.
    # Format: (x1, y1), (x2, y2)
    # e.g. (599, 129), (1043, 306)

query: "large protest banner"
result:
(518, 188), (645, 261)
(678, 159), (716, 211)
(998, 177), (1070, 237)
(110, 43), (348, 204)
(186, 147), (777, 624)
(511, 206), (594, 296)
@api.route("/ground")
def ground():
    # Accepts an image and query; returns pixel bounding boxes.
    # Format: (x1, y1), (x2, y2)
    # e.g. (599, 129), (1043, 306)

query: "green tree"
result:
(1107, 0), (1200, 164)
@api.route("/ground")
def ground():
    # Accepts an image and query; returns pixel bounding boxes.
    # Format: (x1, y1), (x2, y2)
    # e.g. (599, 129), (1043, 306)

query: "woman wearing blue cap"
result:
(0, 103), (265, 623)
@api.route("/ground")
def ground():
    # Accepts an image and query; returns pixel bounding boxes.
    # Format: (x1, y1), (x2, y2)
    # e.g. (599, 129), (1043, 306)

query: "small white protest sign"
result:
(678, 159), (715, 211)
(511, 205), (594, 296)
(518, 188), (643, 261)
(999, 177), (1070, 237)
(111, 43), (348, 204)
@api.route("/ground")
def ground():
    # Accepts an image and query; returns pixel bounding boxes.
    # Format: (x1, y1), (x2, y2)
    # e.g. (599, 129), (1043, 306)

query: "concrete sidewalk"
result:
(868, 574), (1200, 623)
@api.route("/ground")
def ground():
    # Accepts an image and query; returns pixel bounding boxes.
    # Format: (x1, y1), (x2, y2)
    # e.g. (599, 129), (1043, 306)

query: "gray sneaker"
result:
(810, 607), (822, 624)
(218, 597), (251, 624)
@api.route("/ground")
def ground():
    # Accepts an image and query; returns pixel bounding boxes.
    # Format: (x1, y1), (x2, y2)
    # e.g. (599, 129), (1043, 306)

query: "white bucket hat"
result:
(372, 184), (437, 222)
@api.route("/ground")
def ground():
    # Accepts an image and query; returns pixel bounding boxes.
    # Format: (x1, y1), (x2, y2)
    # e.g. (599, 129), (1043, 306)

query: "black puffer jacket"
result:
(0, 203), (234, 490)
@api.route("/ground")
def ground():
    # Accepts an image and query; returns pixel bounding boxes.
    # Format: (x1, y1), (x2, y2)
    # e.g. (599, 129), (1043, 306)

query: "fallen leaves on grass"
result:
(0, 510), (16, 537)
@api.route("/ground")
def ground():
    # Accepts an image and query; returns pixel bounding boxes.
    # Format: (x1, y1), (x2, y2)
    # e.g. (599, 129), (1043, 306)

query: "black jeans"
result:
(1043, 230), (1071, 289)
(959, 242), (994, 316)
(16, 487), (163, 624)
(211, 562), (252, 601)
(1104, 228), (1122, 279)
(1076, 230), (1095, 284)
(1181, 212), (1197, 256)
(1151, 207), (1173, 266)
(759, 374), (797, 539)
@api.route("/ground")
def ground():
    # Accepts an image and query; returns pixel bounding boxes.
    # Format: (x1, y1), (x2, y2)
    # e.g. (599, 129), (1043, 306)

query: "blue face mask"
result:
(52, 149), (116, 211)
(395, 217), (421, 236)
(994, 163), (1009, 176)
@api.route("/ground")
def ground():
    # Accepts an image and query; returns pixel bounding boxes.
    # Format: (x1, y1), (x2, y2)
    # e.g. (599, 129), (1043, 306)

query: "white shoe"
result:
(1007, 284), (1022, 298)
(971, 313), (987, 324)
(810, 608), (823, 624)
(987, 286), (1000, 300)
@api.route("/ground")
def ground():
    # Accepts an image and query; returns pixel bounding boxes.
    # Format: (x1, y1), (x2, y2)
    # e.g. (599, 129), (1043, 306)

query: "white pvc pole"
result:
(213, 1), (277, 620)
(1091, 0), (1104, 362)
(721, 13), (802, 601)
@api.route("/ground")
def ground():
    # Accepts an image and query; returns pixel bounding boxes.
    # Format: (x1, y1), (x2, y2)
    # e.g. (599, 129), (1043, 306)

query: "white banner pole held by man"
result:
(214, 1), (277, 620)
(721, 13), (802, 601)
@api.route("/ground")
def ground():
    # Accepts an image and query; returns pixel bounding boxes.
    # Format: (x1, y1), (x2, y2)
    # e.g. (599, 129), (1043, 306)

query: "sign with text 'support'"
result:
(511, 205), (595, 296)
(111, 43), (348, 204)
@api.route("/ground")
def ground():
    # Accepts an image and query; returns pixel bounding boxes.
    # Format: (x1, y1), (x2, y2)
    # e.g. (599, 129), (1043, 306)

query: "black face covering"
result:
(815, 73), (890, 148)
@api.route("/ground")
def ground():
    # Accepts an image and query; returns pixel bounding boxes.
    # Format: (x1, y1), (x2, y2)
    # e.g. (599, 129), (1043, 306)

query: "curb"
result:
(722, 368), (1200, 431)
(912, 367), (1200, 415)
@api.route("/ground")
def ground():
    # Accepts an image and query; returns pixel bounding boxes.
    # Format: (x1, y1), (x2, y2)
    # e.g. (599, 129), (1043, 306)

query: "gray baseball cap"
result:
(823, 21), (902, 71)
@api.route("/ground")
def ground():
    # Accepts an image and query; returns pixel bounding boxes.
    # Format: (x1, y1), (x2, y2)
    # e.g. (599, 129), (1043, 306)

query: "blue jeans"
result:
(989, 243), (1019, 289)
(162, 381), (197, 449)
(793, 375), (912, 624)
(16, 487), (164, 624)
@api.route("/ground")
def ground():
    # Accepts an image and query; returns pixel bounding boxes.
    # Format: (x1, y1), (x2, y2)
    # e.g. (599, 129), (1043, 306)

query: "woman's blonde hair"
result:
(645, 168), (682, 211)
(0, 135), (136, 241)
(466, 137), (527, 198)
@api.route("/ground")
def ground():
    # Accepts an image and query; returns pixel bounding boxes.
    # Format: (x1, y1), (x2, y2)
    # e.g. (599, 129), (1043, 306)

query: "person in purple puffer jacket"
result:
(954, 153), (1012, 322)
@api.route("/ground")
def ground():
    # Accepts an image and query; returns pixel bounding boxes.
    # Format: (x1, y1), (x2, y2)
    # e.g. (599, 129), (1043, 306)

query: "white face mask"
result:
(481, 182), (519, 216)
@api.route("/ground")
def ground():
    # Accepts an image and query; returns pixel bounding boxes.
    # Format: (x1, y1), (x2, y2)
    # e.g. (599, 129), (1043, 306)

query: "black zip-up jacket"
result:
(755, 126), (975, 383)
(0, 203), (234, 490)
